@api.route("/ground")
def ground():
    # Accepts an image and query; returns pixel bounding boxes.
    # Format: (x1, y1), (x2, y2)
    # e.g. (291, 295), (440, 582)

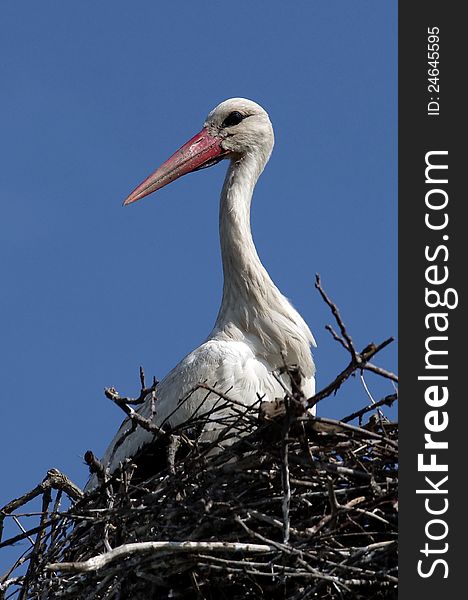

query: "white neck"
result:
(212, 150), (316, 377)
(217, 151), (273, 317)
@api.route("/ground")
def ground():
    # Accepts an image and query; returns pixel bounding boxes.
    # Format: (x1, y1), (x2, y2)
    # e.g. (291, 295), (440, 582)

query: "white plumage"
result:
(88, 98), (316, 486)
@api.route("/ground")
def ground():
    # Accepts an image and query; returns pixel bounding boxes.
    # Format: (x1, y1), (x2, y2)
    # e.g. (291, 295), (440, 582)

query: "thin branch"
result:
(315, 274), (357, 358)
(105, 366), (158, 407)
(362, 362), (398, 382)
(325, 324), (349, 352)
(10, 516), (35, 548)
(19, 484), (53, 600)
(281, 398), (292, 544)
(307, 274), (397, 412)
(310, 416), (398, 449)
(104, 387), (165, 438)
(341, 394), (398, 424)
(306, 337), (394, 410)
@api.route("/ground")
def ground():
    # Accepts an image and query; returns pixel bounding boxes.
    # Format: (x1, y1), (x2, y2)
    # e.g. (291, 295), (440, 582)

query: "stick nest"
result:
(1, 277), (398, 599)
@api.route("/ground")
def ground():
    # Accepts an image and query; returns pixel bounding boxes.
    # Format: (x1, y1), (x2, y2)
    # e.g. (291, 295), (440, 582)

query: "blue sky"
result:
(1, 1), (396, 567)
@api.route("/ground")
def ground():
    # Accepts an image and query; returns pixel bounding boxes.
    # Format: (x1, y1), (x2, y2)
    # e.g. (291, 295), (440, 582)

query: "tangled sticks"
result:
(1, 277), (398, 599)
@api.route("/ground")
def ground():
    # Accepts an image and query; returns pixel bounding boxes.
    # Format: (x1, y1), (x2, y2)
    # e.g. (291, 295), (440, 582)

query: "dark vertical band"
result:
(399, 3), (464, 596)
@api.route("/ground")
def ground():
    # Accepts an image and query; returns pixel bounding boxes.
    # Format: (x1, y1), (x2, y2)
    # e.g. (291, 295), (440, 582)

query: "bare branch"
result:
(46, 541), (275, 573)
(341, 393), (398, 424)
(104, 387), (165, 438)
(0, 469), (82, 544)
(84, 451), (106, 483)
(315, 274), (357, 358)
(105, 366), (158, 407)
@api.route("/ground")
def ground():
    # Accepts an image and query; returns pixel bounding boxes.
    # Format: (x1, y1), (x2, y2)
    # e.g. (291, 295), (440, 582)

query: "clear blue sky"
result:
(0, 1), (396, 566)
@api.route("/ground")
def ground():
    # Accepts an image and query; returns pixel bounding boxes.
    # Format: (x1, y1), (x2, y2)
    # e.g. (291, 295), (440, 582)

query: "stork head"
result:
(123, 98), (274, 206)
(204, 98), (274, 158)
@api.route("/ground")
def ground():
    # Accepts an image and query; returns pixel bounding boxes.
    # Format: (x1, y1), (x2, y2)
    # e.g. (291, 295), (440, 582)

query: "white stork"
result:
(89, 98), (316, 484)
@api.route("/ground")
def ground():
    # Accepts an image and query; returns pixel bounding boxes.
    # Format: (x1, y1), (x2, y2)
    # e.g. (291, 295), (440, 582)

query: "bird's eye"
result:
(222, 111), (244, 128)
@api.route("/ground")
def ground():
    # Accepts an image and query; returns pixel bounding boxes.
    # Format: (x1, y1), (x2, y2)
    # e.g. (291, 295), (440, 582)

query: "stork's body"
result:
(93, 99), (316, 479)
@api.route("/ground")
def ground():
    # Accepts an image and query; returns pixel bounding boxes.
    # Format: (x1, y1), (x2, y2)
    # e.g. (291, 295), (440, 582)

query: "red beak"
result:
(123, 128), (227, 206)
